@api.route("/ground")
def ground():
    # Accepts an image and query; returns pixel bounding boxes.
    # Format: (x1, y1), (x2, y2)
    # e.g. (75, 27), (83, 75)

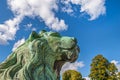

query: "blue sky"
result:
(0, 0), (120, 79)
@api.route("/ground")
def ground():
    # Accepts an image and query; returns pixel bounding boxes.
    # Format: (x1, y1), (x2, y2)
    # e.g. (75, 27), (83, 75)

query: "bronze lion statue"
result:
(0, 30), (80, 80)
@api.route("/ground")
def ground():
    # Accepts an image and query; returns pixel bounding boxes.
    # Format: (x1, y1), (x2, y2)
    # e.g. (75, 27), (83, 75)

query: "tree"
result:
(89, 54), (118, 80)
(62, 70), (84, 80)
(107, 63), (118, 80)
(117, 72), (120, 79)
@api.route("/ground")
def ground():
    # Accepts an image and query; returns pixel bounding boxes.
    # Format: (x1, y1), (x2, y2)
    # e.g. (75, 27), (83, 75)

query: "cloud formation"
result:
(8, 0), (67, 31)
(24, 23), (36, 31)
(60, 61), (84, 74)
(84, 77), (90, 80)
(0, 15), (22, 44)
(61, 0), (106, 20)
(111, 60), (120, 72)
(12, 38), (25, 51)
(26, 23), (32, 28)
(0, 0), (106, 44)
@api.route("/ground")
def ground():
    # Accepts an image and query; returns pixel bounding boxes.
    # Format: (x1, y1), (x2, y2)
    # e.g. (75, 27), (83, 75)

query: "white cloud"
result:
(26, 23), (32, 28)
(84, 77), (90, 80)
(60, 61), (85, 74)
(0, 15), (23, 45)
(62, 6), (73, 14)
(80, 0), (106, 20)
(111, 60), (120, 72)
(61, 0), (73, 14)
(111, 60), (119, 65)
(8, 0), (67, 31)
(12, 38), (25, 51)
(61, 0), (106, 20)
(24, 23), (36, 31)
(0, 0), (106, 44)
(0, 0), (67, 45)
(32, 28), (37, 31)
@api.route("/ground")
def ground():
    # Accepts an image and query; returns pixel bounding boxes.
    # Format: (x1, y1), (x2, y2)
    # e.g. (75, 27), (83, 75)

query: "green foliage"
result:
(117, 72), (120, 79)
(62, 70), (84, 80)
(89, 54), (118, 80)
(107, 63), (118, 80)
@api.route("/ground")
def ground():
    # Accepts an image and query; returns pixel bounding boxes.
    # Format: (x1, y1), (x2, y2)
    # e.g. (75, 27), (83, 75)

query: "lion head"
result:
(0, 30), (80, 80)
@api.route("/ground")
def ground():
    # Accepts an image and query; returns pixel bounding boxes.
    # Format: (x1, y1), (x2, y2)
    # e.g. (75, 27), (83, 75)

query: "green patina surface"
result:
(0, 30), (80, 80)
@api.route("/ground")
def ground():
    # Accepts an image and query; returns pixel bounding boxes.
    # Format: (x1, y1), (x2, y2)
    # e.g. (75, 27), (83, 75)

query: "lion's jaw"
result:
(53, 37), (80, 78)
(59, 37), (79, 62)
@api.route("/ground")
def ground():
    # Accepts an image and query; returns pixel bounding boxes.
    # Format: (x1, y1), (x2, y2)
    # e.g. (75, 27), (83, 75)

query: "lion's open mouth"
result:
(67, 46), (80, 62)
(60, 45), (80, 62)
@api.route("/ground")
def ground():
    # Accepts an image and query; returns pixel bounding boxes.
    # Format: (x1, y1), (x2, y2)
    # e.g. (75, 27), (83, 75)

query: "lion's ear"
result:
(28, 31), (40, 41)
(39, 30), (46, 37)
